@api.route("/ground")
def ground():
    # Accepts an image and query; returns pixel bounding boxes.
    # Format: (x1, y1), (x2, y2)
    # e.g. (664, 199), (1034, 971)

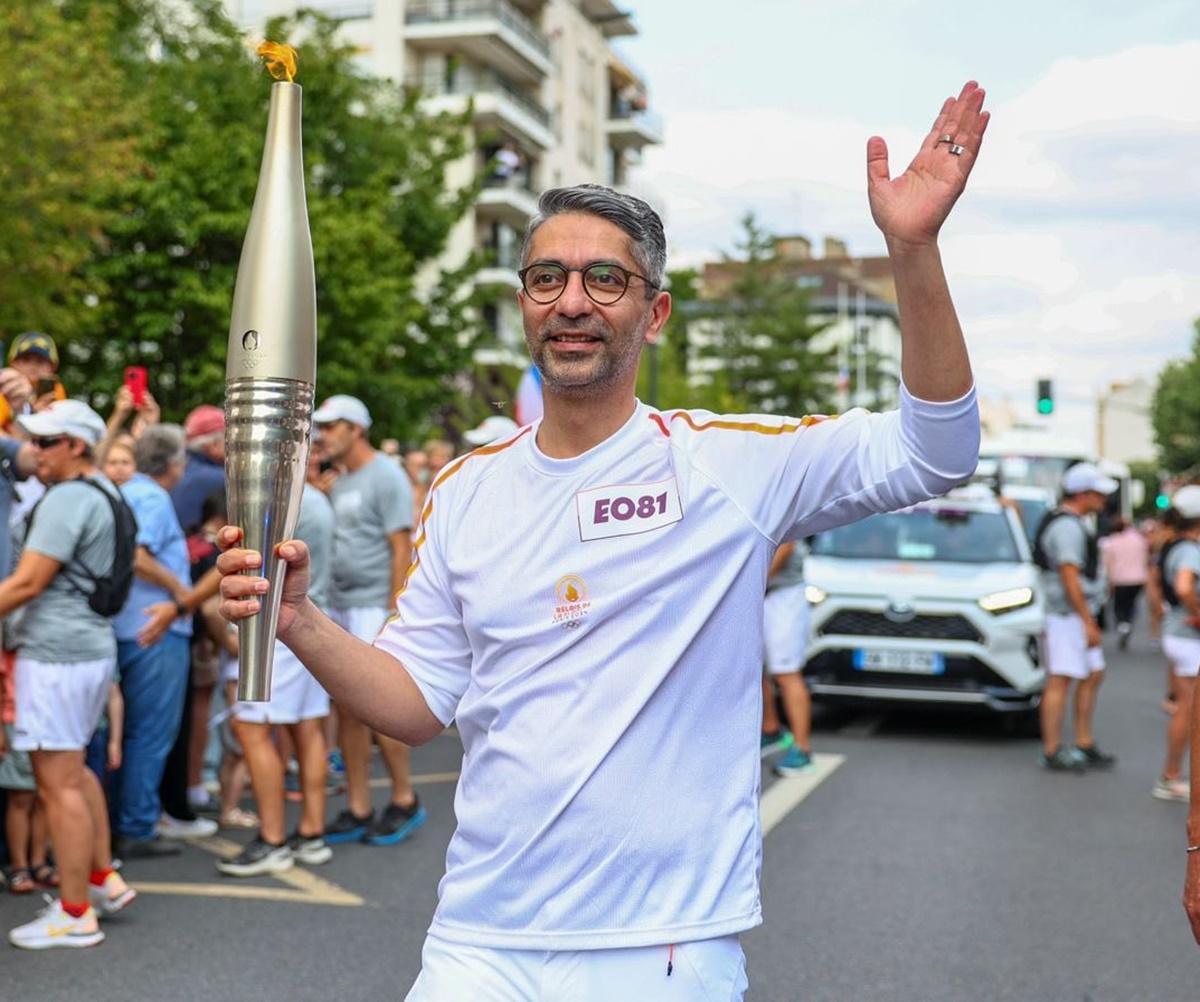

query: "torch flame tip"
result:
(257, 41), (298, 83)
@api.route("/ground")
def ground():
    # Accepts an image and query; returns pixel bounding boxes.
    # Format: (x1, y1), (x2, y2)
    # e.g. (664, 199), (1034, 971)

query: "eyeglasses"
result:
(31, 435), (68, 450)
(518, 262), (658, 306)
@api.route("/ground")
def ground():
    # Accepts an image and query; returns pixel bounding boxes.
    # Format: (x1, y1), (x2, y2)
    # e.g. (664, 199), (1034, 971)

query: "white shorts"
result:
(220, 649), (239, 686)
(763, 583), (810, 675)
(11, 655), (114, 752)
(405, 934), (747, 1002)
(1163, 635), (1200, 679)
(234, 643), (330, 724)
(1043, 614), (1106, 680)
(330, 606), (390, 644)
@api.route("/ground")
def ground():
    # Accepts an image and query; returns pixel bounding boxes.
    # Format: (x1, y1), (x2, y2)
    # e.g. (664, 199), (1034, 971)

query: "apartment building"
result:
(227, 0), (661, 362)
(694, 235), (903, 411)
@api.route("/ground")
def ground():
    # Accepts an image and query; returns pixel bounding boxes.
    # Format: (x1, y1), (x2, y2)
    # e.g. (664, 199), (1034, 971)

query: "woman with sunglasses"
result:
(1, 399), (135, 949)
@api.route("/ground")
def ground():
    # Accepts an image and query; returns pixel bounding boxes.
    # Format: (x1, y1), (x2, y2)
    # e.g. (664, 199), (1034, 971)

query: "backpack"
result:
(1032, 509), (1099, 581)
(1158, 538), (1187, 608)
(27, 476), (138, 617)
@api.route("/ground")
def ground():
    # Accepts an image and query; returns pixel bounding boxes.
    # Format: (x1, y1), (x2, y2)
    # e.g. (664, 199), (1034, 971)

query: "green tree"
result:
(636, 267), (704, 410)
(72, 1), (481, 438)
(1151, 319), (1200, 474)
(697, 213), (835, 415)
(0, 1), (139, 342)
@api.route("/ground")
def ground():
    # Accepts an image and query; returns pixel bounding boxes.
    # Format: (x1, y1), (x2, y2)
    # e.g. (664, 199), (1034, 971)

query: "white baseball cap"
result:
(463, 415), (519, 446)
(17, 399), (107, 447)
(312, 394), (371, 429)
(1061, 462), (1118, 496)
(1172, 485), (1200, 519)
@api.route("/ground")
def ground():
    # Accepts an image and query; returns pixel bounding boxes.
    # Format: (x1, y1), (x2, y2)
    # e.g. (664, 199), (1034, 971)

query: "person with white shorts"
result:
(0, 400), (135, 949)
(1153, 486), (1200, 803)
(313, 395), (425, 848)
(219, 85), (989, 999)
(761, 541), (815, 776)
(217, 479), (336, 876)
(1034, 463), (1118, 772)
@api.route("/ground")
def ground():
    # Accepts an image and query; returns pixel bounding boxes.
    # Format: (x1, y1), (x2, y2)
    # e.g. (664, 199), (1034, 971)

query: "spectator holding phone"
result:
(0, 333), (66, 431)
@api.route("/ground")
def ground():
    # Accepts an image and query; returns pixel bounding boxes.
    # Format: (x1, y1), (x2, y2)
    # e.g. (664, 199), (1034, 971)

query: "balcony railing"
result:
(406, 0), (550, 59)
(408, 68), (552, 130)
(609, 100), (663, 138)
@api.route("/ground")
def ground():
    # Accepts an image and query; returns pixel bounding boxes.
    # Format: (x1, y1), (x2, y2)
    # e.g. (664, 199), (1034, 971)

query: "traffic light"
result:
(1036, 378), (1054, 415)
(1156, 493), (1170, 510)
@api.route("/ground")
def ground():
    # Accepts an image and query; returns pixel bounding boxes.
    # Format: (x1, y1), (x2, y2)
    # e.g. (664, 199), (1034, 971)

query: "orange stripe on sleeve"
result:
(665, 411), (832, 435)
(389, 426), (532, 607)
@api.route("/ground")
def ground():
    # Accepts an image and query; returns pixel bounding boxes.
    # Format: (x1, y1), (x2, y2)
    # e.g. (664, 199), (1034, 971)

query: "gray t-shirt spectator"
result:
(1040, 513), (1105, 616)
(297, 483), (335, 612)
(330, 453), (413, 609)
(18, 476), (120, 663)
(1163, 539), (1200, 639)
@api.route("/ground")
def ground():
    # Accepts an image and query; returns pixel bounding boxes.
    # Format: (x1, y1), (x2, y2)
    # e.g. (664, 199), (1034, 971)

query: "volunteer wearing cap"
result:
(312, 395), (425, 846)
(0, 333), (66, 432)
(1154, 486), (1200, 804)
(464, 415), (520, 448)
(1034, 462), (1119, 772)
(0, 400), (135, 948)
(170, 404), (226, 535)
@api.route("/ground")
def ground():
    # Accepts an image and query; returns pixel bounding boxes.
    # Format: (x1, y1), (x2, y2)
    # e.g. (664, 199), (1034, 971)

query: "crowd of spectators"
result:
(0, 331), (517, 949)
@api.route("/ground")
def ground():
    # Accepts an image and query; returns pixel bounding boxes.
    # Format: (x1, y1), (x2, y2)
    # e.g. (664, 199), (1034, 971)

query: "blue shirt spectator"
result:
(115, 472), (192, 642)
(169, 405), (224, 533)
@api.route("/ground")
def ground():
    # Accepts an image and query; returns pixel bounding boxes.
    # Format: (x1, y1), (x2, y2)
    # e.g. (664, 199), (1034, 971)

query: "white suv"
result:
(803, 489), (1044, 718)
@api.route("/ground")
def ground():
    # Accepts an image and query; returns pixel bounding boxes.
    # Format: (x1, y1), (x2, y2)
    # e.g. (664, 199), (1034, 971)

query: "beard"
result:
(526, 314), (644, 398)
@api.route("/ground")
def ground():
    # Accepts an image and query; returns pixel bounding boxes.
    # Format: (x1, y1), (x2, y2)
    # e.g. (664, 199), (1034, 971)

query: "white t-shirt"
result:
(376, 385), (979, 951)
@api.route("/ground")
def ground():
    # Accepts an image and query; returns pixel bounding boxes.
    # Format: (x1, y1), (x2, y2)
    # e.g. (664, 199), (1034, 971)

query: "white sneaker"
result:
(9, 897), (105, 949)
(157, 814), (219, 839)
(288, 833), (333, 866)
(1153, 777), (1190, 802)
(89, 871), (137, 917)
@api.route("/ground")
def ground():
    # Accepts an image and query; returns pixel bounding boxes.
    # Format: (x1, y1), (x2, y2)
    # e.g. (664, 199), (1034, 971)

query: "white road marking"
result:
(128, 835), (364, 907)
(760, 753), (845, 836)
(370, 770), (459, 789)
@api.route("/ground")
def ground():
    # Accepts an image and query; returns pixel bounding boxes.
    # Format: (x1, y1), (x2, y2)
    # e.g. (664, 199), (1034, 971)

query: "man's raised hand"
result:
(867, 81), (989, 249)
(216, 526), (311, 640)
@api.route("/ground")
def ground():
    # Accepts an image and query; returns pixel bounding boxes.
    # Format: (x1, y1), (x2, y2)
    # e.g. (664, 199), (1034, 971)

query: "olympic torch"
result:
(225, 43), (316, 702)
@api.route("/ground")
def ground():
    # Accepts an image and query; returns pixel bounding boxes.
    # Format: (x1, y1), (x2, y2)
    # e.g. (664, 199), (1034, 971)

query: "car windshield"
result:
(811, 508), (1021, 564)
(1010, 498), (1049, 548)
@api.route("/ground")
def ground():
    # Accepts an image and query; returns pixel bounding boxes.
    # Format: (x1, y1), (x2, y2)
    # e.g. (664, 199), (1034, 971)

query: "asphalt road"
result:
(4, 622), (1198, 1001)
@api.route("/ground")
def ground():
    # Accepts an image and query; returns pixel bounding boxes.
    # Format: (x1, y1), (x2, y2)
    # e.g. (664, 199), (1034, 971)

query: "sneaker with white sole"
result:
(215, 837), (293, 877)
(88, 872), (137, 917)
(157, 814), (218, 839)
(773, 746), (815, 777)
(9, 897), (105, 949)
(1152, 776), (1190, 802)
(288, 833), (333, 866)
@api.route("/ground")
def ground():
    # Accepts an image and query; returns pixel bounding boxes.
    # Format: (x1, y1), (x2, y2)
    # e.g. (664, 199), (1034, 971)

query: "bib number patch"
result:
(576, 477), (682, 542)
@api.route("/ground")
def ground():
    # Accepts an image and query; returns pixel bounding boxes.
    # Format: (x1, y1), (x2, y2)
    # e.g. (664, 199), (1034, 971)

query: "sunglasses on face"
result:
(32, 435), (69, 450)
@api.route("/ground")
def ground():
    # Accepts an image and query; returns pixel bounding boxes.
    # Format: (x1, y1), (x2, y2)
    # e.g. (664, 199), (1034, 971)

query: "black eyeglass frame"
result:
(517, 262), (660, 306)
(31, 435), (69, 450)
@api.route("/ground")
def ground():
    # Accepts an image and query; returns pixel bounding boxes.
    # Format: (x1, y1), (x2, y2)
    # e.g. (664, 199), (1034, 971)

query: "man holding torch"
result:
(219, 83), (988, 997)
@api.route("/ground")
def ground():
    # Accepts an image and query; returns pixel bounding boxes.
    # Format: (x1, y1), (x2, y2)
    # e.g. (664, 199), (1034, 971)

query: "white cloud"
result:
(634, 42), (1200, 450)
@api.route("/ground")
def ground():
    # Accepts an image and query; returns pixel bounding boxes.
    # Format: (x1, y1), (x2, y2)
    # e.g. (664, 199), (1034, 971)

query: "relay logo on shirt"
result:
(576, 477), (682, 542)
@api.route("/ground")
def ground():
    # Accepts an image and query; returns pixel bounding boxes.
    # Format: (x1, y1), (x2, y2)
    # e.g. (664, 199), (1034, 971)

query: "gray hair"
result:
(521, 184), (667, 292)
(134, 424), (186, 478)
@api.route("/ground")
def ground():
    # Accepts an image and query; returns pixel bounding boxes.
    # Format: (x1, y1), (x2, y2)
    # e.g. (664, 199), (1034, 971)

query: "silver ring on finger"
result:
(936, 134), (953, 144)
(948, 143), (966, 156)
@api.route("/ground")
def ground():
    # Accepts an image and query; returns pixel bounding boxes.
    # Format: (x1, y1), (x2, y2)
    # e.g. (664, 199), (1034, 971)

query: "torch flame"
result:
(257, 41), (298, 83)
(565, 584), (579, 602)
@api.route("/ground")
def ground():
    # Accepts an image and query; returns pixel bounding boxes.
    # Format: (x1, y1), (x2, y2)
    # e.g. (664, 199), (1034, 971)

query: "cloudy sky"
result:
(619, 0), (1200, 448)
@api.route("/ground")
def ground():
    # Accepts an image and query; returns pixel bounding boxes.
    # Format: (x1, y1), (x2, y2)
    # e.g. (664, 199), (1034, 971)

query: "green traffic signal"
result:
(1036, 398), (1054, 415)
(1156, 494), (1170, 510)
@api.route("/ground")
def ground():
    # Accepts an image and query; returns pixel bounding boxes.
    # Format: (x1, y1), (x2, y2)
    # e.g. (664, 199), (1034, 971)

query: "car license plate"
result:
(853, 649), (944, 674)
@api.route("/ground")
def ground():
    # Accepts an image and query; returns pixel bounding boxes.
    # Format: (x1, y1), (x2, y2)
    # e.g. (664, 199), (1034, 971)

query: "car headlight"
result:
(978, 587), (1034, 614)
(804, 584), (827, 605)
